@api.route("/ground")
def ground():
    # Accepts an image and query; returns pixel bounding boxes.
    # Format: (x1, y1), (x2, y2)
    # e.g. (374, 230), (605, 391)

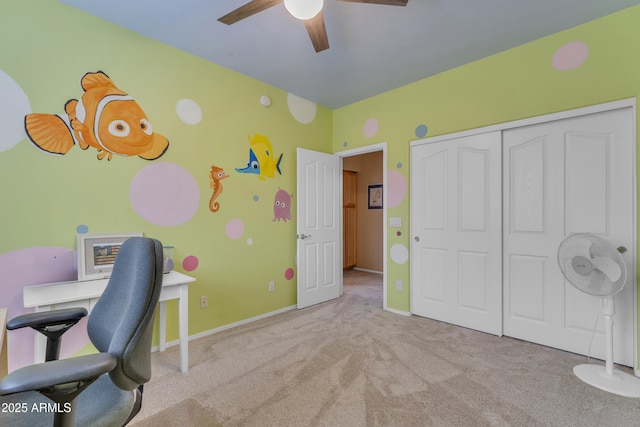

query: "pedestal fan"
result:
(557, 233), (640, 397)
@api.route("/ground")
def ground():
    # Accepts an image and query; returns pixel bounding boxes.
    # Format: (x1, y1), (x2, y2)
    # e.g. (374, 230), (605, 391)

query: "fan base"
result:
(574, 364), (640, 397)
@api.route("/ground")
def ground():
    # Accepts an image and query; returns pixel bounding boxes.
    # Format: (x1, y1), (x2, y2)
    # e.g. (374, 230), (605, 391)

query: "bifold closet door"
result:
(411, 131), (502, 335)
(502, 108), (635, 366)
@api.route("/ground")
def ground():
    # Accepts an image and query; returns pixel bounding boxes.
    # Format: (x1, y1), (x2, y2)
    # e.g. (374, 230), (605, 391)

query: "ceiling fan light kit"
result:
(284, 0), (323, 20)
(557, 233), (640, 397)
(218, 0), (408, 53)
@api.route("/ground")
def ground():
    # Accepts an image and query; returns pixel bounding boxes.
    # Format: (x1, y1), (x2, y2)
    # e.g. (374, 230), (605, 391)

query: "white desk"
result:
(0, 308), (7, 378)
(22, 271), (195, 373)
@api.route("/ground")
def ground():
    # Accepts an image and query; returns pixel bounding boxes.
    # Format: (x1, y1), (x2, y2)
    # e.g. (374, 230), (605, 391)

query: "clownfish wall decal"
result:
(235, 133), (283, 180)
(24, 71), (169, 161)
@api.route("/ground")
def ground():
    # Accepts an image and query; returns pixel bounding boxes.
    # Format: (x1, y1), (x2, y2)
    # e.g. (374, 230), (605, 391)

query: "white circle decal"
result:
(0, 69), (31, 152)
(390, 244), (409, 265)
(176, 98), (202, 125)
(287, 93), (316, 124)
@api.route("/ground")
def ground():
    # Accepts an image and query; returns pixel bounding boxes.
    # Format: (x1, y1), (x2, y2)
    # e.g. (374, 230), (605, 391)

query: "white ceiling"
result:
(59, 0), (640, 109)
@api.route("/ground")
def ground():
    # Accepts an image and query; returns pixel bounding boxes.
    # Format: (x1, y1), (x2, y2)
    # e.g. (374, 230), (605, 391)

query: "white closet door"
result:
(503, 108), (635, 366)
(411, 132), (502, 335)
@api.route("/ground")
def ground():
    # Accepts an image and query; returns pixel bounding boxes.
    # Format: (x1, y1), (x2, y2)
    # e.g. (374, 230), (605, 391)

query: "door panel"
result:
(297, 148), (341, 309)
(509, 137), (546, 233)
(503, 108), (634, 366)
(507, 254), (547, 323)
(565, 132), (609, 234)
(411, 131), (502, 335)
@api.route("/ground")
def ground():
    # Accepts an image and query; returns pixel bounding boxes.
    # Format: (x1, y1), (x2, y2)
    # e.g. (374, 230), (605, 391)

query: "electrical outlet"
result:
(269, 281), (275, 292)
(200, 296), (208, 309)
(396, 280), (403, 291)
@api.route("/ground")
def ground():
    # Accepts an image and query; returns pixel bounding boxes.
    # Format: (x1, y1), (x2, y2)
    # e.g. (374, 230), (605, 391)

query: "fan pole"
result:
(602, 296), (615, 376)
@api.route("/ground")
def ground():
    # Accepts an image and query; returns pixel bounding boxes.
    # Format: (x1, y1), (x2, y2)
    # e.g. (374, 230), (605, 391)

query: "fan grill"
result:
(557, 233), (626, 297)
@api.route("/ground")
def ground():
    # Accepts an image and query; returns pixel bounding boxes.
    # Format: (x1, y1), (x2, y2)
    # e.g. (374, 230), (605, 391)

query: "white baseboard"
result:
(151, 304), (297, 352)
(352, 267), (383, 275)
(152, 302), (411, 352)
(385, 307), (411, 317)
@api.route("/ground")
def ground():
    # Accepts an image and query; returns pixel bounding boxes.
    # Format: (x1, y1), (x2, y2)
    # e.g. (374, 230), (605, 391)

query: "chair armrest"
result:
(7, 307), (88, 330)
(0, 353), (116, 396)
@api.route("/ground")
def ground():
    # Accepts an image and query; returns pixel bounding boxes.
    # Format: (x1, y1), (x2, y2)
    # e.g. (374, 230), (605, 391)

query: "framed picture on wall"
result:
(368, 184), (383, 209)
(77, 232), (142, 281)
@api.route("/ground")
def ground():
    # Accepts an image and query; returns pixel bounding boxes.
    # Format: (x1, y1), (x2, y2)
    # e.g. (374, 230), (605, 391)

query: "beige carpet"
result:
(132, 270), (640, 426)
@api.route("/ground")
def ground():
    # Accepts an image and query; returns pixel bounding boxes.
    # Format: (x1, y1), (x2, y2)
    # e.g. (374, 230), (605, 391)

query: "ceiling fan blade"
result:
(337, 0), (408, 6)
(218, 0), (283, 25)
(303, 12), (329, 52)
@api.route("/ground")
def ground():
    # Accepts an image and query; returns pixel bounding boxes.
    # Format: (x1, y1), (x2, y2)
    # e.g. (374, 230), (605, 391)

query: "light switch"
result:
(390, 217), (402, 227)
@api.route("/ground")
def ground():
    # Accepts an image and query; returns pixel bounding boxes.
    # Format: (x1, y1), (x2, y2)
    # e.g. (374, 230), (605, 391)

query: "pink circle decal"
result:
(0, 247), (83, 371)
(363, 118), (379, 138)
(285, 268), (295, 280)
(226, 219), (245, 239)
(130, 162), (200, 227)
(552, 41), (588, 71)
(387, 170), (407, 208)
(182, 255), (199, 271)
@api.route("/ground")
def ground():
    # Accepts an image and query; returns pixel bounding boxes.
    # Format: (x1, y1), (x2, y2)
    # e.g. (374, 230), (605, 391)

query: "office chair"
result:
(0, 237), (164, 427)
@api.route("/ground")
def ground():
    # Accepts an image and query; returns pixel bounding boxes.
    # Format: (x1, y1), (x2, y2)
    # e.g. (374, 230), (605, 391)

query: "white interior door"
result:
(503, 108), (635, 366)
(296, 148), (341, 309)
(411, 132), (503, 335)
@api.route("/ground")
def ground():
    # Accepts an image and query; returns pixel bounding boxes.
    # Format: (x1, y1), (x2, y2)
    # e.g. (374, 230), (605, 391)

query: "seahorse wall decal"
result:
(209, 164), (229, 213)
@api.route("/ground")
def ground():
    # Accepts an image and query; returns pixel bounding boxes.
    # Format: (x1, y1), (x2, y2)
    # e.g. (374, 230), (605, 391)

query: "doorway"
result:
(337, 143), (388, 309)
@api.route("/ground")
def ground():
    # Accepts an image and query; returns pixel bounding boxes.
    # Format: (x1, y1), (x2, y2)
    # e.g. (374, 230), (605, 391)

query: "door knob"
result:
(299, 234), (312, 240)
(414, 236), (420, 242)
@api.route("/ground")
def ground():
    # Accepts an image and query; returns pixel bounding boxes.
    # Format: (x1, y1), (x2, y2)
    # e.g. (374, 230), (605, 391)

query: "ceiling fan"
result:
(218, 0), (409, 53)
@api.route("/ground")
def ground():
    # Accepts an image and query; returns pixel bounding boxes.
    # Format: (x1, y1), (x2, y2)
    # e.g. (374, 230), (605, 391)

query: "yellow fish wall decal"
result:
(24, 71), (169, 161)
(235, 133), (283, 181)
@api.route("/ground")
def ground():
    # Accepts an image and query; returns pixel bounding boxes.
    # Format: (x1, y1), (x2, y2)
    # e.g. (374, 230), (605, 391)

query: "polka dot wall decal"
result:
(76, 224), (89, 234)
(1, 246), (80, 371)
(288, 93), (317, 124)
(176, 98), (202, 125)
(387, 170), (407, 208)
(183, 255), (199, 272)
(396, 231), (402, 237)
(285, 268), (295, 280)
(390, 244), (409, 265)
(396, 162), (403, 169)
(415, 124), (428, 138)
(247, 238), (254, 245)
(130, 162), (200, 227)
(363, 118), (379, 138)
(343, 141), (348, 147)
(552, 41), (588, 71)
(0, 69), (31, 152)
(226, 219), (245, 239)
(253, 195), (259, 202)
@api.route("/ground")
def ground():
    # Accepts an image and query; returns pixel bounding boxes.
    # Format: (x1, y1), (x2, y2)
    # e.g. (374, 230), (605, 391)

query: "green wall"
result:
(0, 0), (331, 368)
(332, 6), (640, 362)
(4, 0), (640, 368)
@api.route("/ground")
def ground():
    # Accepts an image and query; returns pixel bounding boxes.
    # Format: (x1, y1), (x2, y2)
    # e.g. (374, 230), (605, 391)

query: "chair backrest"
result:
(87, 237), (163, 391)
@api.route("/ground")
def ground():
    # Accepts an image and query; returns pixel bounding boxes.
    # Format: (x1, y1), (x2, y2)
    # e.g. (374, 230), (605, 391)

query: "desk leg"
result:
(178, 283), (188, 373)
(159, 301), (167, 352)
(34, 306), (50, 364)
